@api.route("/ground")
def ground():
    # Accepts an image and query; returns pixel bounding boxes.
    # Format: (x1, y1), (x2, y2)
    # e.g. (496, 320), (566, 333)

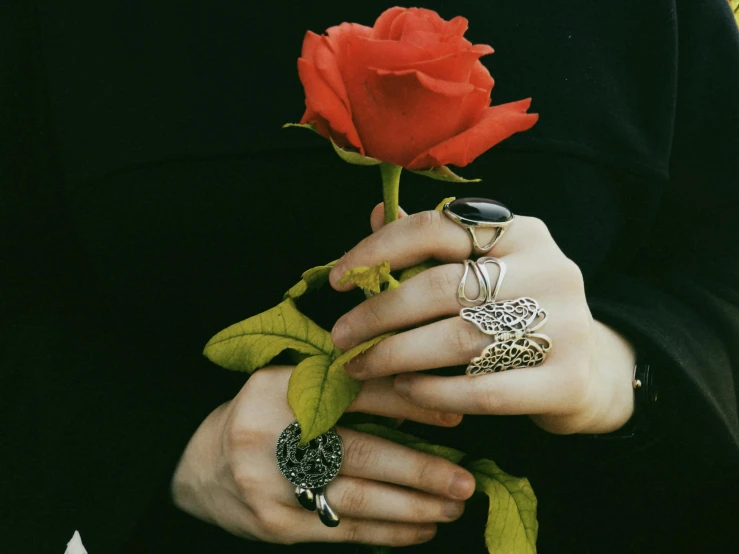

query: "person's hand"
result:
(171, 366), (475, 546)
(328, 203), (636, 435)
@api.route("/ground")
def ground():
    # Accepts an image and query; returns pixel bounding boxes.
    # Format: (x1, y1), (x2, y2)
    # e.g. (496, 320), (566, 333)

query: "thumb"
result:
(370, 202), (409, 233)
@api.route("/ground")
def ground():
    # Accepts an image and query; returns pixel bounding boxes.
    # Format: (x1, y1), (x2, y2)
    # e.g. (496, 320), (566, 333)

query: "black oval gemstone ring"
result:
(443, 198), (514, 257)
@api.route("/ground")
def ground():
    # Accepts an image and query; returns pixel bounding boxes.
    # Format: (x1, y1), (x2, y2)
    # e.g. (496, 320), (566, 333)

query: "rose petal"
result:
(470, 61), (495, 94)
(299, 105), (332, 138)
(342, 35), (432, 76)
(388, 11), (411, 41)
(408, 46), (493, 83)
(298, 58), (363, 151)
(400, 30), (476, 57)
(314, 36), (352, 112)
(445, 16), (469, 38)
(372, 7), (408, 40)
(400, 8), (454, 35)
(346, 68), (488, 166)
(325, 22), (373, 55)
(300, 31), (322, 63)
(407, 99), (539, 169)
(383, 69), (473, 97)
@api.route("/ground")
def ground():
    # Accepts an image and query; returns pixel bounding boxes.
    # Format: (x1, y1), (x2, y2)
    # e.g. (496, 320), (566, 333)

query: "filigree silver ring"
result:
(461, 297), (553, 375)
(276, 421), (343, 527)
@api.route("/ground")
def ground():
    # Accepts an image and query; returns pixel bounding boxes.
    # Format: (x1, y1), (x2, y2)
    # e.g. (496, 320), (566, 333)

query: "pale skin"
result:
(171, 366), (475, 546)
(331, 203), (637, 435)
(172, 203), (636, 545)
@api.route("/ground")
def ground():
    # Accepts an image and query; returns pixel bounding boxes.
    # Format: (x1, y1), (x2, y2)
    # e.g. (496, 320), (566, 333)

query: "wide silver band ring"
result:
(460, 297), (553, 375)
(458, 257), (506, 307)
(276, 421), (343, 527)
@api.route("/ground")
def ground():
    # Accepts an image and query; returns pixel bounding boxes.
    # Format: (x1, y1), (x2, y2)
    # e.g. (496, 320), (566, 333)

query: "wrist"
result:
(170, 401), (231, 521)
(586, 320), (637, 433)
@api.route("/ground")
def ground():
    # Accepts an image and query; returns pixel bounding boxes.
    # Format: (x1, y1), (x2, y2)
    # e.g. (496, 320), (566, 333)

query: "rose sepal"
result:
(410, 166), (481, 183)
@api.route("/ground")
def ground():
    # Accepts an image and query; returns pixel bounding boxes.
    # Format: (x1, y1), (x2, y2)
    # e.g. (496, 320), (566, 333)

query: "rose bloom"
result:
(298, 6), (538, 169)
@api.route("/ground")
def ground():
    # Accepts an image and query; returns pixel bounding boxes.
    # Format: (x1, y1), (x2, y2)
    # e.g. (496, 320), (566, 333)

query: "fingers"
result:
(328, 476), (464, 522)
(392, 366), (587, 420)
(344, 317), (490, 379)
(330, 210), (471, 290)
(330, 212), (555, 292)
(249, 503), (438, 546)
(337, 427), (476, 501)
(297, 511), (438, 546)
(332, 261), (500, 350)
(275, 475), (464, 523)
(370, 202), (408, 232)
(347, 377), (462, 427)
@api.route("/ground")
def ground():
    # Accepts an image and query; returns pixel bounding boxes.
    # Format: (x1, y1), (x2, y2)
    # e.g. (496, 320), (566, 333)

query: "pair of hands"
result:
(172, 204), (636, 545)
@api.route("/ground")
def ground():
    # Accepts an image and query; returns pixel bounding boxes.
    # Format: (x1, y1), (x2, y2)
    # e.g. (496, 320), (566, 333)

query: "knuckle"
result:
(431, 265), (460, 299)
(526, 216), (550, 238)
(409, 496), (432, 522)
(412, 456), (441, 491)
(343, 521), (362, 543)
(363, 298), (386, 330)
(340, 484), (369, 514)
(558, 258), (585, 292)
(231, 463), (258, 498)
(225, 421), (264, 453)
(475, 388), (500, 414)
(345, 436), (379, 473)
(412, 209), (443, 234)
(454, 323), (486, 359)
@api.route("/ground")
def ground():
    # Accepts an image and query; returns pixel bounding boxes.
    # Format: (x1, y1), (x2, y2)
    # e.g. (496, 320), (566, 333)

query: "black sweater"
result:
(3, 1), (739, 553)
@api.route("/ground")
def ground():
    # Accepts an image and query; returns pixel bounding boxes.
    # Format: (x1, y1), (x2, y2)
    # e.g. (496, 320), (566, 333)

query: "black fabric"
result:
(3, 1), (739, 552)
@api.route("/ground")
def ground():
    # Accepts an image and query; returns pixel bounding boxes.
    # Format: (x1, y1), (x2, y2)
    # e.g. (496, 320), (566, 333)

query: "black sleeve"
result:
(0, 5), (236, 553)
(586, 0), (739, 476)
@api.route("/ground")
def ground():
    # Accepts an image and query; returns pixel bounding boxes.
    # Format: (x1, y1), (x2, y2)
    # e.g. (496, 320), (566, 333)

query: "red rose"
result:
(298, 6), (538, 170)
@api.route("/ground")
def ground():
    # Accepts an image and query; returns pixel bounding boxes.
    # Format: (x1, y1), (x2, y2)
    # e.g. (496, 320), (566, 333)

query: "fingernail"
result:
(343, 357), (366, 378)
(419, 524), (437, 541)
(438, 413), (462, 426)
(331, 320), (349, 350)
(394, 376), (411, 397)
(449, 472), (475, 500)
(329, 261), (345, 287)
(443, 501), (465, 520)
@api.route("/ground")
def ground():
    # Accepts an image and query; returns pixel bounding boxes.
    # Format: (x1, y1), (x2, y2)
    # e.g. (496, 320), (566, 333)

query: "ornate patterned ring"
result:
(276, 421), (343, 527)
(461, 297), (553, 375)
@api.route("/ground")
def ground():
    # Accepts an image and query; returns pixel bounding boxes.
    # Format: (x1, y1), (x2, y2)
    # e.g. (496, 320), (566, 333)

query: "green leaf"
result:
(203, 298), (339, 372)
(332, 332), (394, 369)
(347, 423), (465, 464)
(289, 333), (394, 445)
(411, 166), (481, 183)
(331, 139), (382, 166)
(399, 260), (440, 283)
(288, 355), (362, 445)
(466, 459), (538, 554)
(283, 122), (321, 135)
(435, 196), (456, 211)
(338, 260), (394, 295)
(284, 260), (338, 300)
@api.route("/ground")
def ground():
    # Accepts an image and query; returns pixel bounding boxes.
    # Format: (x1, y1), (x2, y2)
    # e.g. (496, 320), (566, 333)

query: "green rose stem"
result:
(380, 163), (403, 224)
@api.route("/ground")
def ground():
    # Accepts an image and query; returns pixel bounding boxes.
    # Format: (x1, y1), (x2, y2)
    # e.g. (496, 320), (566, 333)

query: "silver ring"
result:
(443, 198), (514, 257)
(277, 421), (343, 527)
(461, 297), (553, 374)
(458, 257), (506, 306)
